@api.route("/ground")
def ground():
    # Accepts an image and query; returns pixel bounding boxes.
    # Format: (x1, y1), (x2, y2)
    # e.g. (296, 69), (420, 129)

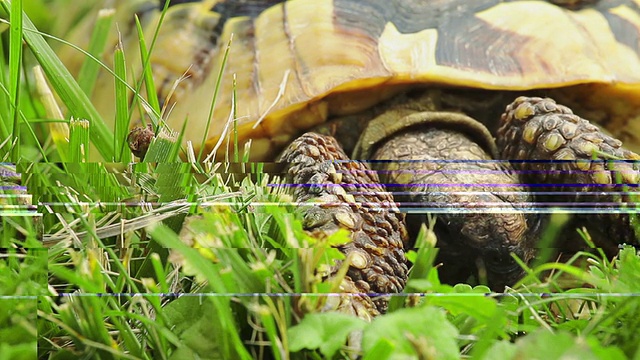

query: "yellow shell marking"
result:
(56, 0), (640, 161)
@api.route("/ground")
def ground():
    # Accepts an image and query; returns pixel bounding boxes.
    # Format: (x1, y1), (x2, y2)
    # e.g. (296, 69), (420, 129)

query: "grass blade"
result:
(198, 35), (233, 161)
(8, 0), (22, 161)
(68, 118), (89, 163)
(113, 43), (131, 163)
(0, 38), (10, 141)
(1, 0), (115, 161)
(134, 15), (160, 117)
(77, 8), (114, 97)
(33, 65), (68, 161)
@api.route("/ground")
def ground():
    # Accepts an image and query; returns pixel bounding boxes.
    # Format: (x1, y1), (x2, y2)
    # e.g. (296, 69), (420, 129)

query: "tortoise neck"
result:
(352, 89), (507, 159)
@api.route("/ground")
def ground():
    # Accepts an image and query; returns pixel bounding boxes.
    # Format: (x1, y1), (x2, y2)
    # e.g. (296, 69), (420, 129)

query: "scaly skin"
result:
(498, 97), (640, 252)
(499, 97), (640, 185)
(280, 95), (640, 309)
(279, 133), (408, 315)
(372, 128), (537, 290)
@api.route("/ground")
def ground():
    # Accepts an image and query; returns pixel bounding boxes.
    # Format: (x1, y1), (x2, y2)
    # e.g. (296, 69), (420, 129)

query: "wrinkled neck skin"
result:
(316, 88), (510, 157)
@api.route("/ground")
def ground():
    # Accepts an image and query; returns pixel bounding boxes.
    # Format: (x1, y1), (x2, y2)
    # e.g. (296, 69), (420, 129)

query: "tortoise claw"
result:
(498, 96), (640, 187)
(498, 96), (640, 250)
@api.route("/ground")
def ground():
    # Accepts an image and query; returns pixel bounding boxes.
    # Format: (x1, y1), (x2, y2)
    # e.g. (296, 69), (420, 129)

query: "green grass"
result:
(1, 1), (640, 359)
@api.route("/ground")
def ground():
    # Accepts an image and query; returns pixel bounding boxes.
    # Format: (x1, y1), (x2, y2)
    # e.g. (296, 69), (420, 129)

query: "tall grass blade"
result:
(134, 15), (161, 117)
(1, 0), (115, 160)
(198, 35), (233, 161)
(77, 8), (114, 97)
(8, 0), (22, 161)
(34, 65), (68, 161)
(113, 44), (131, 162)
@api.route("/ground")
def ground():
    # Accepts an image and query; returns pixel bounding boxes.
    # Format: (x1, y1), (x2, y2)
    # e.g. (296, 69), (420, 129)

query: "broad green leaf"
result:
(485, 329), (627, 360)
(362, 306), (459, 360)
(288, 312), (367, 358)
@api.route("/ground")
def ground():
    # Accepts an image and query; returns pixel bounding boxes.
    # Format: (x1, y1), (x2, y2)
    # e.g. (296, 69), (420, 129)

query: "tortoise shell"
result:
(61, 0), (640, 160)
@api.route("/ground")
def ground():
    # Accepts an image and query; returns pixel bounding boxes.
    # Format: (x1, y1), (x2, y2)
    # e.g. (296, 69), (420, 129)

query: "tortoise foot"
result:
(279, 132), (409, 316)
(498, 96), (640, 248)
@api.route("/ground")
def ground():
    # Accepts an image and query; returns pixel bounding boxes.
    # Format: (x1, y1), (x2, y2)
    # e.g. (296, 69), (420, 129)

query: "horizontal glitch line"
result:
(46, 292), (640, 297)
(331, 159), (640, 164)
(271, 183), (640, 188)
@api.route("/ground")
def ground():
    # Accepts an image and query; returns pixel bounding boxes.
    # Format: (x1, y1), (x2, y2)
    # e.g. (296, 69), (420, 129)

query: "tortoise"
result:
(58, 0), (640, 315)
